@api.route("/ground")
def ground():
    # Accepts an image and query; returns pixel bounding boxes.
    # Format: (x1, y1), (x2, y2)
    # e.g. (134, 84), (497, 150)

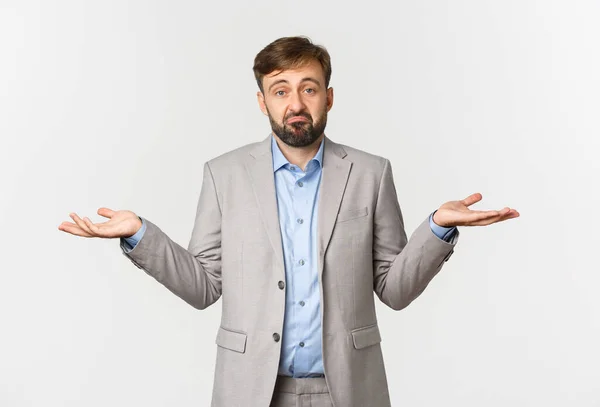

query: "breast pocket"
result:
(336, 206), (368, 223)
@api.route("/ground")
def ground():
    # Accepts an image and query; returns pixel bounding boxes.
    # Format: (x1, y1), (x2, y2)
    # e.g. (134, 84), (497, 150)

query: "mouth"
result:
(287, 116), (310, 124)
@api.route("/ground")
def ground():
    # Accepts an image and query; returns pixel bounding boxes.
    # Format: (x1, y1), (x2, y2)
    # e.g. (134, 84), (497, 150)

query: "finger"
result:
(489, 209), (519, 223)
(58, 222), (94, 237)
(462, 210), (502, 222)
(70, 213), (95, 236)
(457, 206), (510, 222)
(497, 207), (511, 216)
(83, 216), (109, 237)
(97, 207), (115, 219)
(460, 193), (483, 207)
(469, 207), (511, 219)
(469, 209), (520, 226)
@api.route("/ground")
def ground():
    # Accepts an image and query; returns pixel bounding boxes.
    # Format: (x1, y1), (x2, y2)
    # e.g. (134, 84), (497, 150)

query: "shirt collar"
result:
(271, 134), (324, 172)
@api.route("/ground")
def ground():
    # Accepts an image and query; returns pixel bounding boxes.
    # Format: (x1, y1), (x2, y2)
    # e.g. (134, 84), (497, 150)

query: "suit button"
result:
(273, 333), (280, 342)
(278, 281), (285, 290)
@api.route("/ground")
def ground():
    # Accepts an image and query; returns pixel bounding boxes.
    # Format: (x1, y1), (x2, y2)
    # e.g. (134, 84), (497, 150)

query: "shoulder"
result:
(205, 137), (268, 171)
(329, 138), (389, 175)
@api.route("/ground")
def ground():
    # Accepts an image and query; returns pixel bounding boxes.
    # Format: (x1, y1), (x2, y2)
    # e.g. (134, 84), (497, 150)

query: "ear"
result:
(257, 91), (268, 116)
(326, 87), (334, 112)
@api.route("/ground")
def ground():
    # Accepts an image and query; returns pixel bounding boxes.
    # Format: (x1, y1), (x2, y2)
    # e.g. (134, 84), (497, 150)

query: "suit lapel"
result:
(245, 135), (285, 270)
(317, 137), (352, 277)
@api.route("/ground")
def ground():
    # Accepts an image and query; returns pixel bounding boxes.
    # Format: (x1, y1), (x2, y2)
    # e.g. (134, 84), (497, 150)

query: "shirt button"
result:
(273, 333), (280, 342)
(297, 218), (303, 224)
(297, 181), (304, 187)
(299, 342), (305, 347)
(290, 166), (296, 171)
(278, 281), (285, 290)
(299, 301), (305, 306)
(298, 259), (305, 266)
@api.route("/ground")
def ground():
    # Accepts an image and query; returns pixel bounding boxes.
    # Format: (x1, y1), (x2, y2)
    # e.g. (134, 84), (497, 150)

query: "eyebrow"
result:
(267, 77), (322, 93)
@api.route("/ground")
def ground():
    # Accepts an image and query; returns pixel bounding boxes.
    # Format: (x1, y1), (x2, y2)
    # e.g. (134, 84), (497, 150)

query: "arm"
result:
(120, 162), (222, 309)
(372, 159), (458, 311)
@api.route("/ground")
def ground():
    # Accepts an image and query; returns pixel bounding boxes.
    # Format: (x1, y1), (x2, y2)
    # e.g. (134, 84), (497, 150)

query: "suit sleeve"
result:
(119, 162), (222, 309)
(372, 159), (458, 310)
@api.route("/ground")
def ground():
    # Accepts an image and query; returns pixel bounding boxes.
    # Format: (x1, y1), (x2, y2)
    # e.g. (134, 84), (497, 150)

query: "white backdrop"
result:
(1, 0), (599, 405)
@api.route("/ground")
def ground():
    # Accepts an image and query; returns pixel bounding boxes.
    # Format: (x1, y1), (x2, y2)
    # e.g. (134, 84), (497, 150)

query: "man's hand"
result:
(58, 208), (142, 238)
(433, 193), (520, 227)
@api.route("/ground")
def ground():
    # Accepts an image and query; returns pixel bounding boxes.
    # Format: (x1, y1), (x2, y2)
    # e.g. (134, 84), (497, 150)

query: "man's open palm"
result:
(433, 193), (520, 227)
(58, 208), (142, 239)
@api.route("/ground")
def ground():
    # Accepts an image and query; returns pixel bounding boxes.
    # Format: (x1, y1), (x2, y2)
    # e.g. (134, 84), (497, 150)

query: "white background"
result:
(1, 0), (599, 405)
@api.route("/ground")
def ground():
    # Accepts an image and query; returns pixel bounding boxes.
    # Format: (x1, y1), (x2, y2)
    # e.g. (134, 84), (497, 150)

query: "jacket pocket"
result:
(351, 323), (382, 349)
(336, 206), (368, 223)
(215, 326), (247, 353)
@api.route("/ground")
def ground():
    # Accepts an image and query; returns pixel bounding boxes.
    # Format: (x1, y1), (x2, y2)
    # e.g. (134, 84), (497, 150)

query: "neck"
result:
(273, 134), (324, 171)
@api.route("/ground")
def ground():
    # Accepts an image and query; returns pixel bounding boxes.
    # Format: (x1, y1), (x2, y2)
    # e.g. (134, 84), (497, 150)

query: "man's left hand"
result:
(433, 193), (520, 227)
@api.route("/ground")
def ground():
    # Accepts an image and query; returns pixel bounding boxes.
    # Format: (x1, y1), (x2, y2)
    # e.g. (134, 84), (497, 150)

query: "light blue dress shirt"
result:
(121, 136), (457, 377)
(271, 134), (325, 377)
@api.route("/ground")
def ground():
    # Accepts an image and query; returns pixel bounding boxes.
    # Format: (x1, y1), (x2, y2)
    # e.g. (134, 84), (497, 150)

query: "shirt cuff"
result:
(122, 217), (146, 251)
(429, 211), (457, 242)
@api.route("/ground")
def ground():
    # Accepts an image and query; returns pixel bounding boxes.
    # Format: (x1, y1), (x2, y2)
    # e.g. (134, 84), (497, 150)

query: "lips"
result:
(287, 116), (309, 124)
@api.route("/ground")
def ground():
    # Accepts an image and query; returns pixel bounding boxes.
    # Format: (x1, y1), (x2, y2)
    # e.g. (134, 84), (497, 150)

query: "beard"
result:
(267, 108), (327, 148)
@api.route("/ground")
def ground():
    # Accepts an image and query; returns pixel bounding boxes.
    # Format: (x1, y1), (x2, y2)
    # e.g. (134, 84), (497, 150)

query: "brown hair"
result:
(252, 36), (332, 93)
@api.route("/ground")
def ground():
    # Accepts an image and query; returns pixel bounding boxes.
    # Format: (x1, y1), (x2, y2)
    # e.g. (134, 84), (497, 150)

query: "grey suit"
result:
(120, 135), (459, 407)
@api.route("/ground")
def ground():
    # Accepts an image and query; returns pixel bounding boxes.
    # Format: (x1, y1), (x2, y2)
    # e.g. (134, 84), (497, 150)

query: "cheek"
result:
(265, 103), (284, 121)
(272, 113), (288, 126)
(310, 103), (327, 122)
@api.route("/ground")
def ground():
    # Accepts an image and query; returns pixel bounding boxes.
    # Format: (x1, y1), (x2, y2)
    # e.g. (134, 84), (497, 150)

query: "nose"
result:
(288, 91), (307, 114)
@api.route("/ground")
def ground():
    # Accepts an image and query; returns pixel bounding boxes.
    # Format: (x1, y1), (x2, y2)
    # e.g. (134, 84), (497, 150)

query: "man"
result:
(58, 36), (519, 407)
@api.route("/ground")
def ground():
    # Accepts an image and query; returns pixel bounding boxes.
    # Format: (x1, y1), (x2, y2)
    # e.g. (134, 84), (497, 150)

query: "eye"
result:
(275, 90), (286, 96)
(305, 88), (315, 94)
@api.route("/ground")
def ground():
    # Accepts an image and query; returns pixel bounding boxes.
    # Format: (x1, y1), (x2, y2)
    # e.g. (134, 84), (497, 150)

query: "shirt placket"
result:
(290, 164), (313, 376)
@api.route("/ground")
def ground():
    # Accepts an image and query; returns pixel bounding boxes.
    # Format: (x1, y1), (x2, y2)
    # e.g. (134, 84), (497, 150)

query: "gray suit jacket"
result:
(120, 135), (459, 407)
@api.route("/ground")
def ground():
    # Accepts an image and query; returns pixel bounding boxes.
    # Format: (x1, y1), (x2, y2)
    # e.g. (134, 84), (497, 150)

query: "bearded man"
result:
(59, 36), (519, 407)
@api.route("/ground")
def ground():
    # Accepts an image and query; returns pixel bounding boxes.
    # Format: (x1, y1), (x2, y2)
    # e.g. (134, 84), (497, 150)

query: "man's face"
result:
(257, 59), (334, 148)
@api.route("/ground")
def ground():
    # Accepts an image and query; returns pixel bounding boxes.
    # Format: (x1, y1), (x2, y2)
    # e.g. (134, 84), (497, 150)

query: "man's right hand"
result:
(58, 208), (142, 239)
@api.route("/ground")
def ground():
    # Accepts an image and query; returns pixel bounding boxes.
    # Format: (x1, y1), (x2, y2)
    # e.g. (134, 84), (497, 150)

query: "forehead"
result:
(263, 59), (325, 85)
